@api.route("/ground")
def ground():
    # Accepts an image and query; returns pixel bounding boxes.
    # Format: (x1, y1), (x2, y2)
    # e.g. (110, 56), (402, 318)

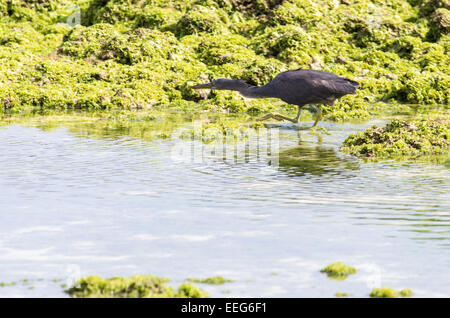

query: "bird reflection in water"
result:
(278, 144), (360, 176)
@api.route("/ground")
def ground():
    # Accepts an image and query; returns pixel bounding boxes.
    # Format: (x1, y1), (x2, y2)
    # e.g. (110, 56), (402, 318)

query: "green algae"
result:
(370, 287), (413, 298)
(65, 274), (209, 298)
(180, 118), (253, 144)
(341, 118), (450, 160)
(187, 276), (234, 285)
(430, 8), (450, 39)
(0, 0), (448, 120)
(320, 262), (357, 279)
(177, 282), (210, 298)
(60, 24), (180, 65)
(176, 5), (229, 37)
(400, 288), (414, 297)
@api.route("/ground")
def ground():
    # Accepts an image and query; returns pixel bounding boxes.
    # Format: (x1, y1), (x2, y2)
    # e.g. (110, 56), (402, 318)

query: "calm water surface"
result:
(0, 118), (449, 297)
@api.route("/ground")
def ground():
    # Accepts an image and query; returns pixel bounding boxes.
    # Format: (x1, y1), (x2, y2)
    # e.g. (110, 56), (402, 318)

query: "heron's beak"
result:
(190, 82), (213, 89)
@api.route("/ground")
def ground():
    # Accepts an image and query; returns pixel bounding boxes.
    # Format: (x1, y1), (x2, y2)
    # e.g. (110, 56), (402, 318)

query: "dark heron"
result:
(191, 68), (360, 127)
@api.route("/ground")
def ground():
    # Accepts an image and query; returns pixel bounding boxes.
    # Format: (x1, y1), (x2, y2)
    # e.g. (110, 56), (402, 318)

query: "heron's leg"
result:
(255, 113), (274, 122)
(311, 106), (322, 128)
(255, 113), (298, 123)
(294, 106), (302, 123)
(256, 105), (303, 123)
(273, 114), (299, 123)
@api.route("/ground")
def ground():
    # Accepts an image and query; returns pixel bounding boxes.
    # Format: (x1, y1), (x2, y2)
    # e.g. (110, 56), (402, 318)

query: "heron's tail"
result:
(341, 78), (360, 94)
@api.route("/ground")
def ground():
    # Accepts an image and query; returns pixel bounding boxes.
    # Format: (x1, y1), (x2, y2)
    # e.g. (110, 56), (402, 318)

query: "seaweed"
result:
(0, 0), (448, 119)
(320, 262), (357, 279)
(341, 118), (450, 160)
(65, 274), (209, 298)
(187, 276), (234, 285)
(370, 287), (413, 298)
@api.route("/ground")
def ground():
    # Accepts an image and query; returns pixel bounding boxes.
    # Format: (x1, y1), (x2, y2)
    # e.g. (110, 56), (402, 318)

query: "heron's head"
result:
(190, 78), (249, 91)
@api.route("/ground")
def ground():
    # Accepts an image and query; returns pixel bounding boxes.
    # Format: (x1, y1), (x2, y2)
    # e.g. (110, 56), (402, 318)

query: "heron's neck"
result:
(239, 84), (277, 99)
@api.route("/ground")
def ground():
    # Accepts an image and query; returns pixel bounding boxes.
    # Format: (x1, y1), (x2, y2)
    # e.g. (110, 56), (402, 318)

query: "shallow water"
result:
(0, 117), (449, 297)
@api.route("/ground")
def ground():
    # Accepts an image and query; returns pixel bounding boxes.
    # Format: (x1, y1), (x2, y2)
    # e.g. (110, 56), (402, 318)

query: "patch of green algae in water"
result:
(370, 287), (413, 298)
(187, 276), (234, 285)
(65, 275), (209, 298)
(320, 262), (357, 280)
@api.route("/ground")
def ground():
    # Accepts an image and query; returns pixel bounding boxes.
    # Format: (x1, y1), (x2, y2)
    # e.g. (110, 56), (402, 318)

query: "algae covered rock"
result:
(176, 5), (228, 37)
(0, 0), (449, 117)
(60, 24), (179, 64)
(65, 274), (209, 298)
(82, 0), (143, 26)
(187, 276), (234, 285)
(181, 119), (250, 144)
(430, 8), (450, 39)
(341, 119), (450, 160)
(370, 287), (413, 298)
(415, 0), (450, 17)
(320, 262), (357, 279)
(212, 0), (283, 17)
(196, 34), (253, 66)
(135, 6), (183, 31)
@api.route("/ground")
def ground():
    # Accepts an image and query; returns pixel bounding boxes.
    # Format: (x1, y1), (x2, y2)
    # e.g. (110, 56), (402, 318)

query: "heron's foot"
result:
(255, 113), (298, 123)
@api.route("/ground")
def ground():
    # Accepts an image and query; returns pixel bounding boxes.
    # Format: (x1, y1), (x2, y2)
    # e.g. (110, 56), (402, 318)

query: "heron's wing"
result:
(285, 70), (359, 95)
(311, 78), (360, 96)
(268, 70), (359, 105)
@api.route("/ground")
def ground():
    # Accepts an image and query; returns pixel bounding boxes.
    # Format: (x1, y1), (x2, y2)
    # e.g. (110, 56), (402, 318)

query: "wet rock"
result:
(341, 119), (450, 160)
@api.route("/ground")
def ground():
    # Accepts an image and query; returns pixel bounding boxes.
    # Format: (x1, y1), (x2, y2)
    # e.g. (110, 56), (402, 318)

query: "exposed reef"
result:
(341, 118), (450, 160)
(0, 0), (448, 121)
(320, 262), (357, 280)
(370, 287), (413, 298)
(65, 274), (210, 298)
(187, 276), (234, 285)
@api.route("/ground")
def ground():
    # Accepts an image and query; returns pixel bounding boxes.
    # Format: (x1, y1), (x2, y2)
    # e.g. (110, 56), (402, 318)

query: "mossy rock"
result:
(1, 0), (65, 16)
(253, 25), (313, 64)
(177, 282), (210, 298)
(187, 276), (234, 285)
(175, 5), (228, 37)
(181, 119), (250, 144)
(429, 8), (450, 39)
(320, 262), (357, 279)
(17, 0), (64, 12)
(0, 21), (44, 47)
(66, 275), (209, 298)
(210, 0), (283, 17)
(135, 6), (183, 31)
(0, 0), (449, 117)
(195, 34), (252, 66)
(59, 24), (179, 65)
(370, 287), (413, 298)
(415, 0), (450, 17)
(395, 72), (449, 104)
(82, 0), (142, 26)
(341, 119), (450, 160)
